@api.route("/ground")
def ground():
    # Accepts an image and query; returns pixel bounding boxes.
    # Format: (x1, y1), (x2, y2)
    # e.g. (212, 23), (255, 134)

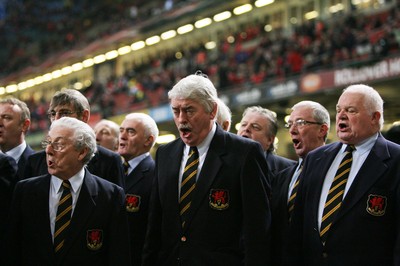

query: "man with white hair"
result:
(118, 112), (159, 265)
(143, 72), (271, 265)
(289, 84), (400, 265)
(4, 117), (131, 265)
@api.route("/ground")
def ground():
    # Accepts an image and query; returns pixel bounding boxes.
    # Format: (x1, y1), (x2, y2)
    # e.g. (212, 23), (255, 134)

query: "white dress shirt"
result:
(317, 133), (378, 230)
(49, 168), (85, 241)
(178, 123), (216, 199)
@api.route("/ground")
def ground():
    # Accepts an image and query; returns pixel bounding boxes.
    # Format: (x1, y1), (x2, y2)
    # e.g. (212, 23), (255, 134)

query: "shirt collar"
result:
(3, 141), (26, 163)
(51, 168), (85, 194)
(340, 133), (378, 155)
(126, 152), (150, 170)
(184, 122), (216, 156)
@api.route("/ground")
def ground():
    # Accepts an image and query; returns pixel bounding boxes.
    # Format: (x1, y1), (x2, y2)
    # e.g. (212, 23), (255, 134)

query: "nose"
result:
(177, 112), (188, 123)
(95, 131), (102, 141)
(45, 143), (54, 155)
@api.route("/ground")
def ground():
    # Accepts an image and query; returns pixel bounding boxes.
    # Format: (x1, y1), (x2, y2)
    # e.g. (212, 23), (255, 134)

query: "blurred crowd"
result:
(0, 0), (194, 77)
(3, 2), (400, 134)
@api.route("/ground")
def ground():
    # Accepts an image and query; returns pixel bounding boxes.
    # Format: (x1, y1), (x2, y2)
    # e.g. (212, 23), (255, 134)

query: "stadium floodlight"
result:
(42, 73), (53, 82)
(61, 66), (73, 75)
(118, 46), (131, 55)
(305, 10), (318, 20)
(17, 81), (27, 91)
(329, 3), (344, 13)
(34, 76), (44, 85)
(255, 0), (274, 7)
(177, 24), (194, 35)
(52, 70), (62, 79)
(5, 84), (18, 93)
(156, 134), (176, 144)
(131, 41), (145, 50)
(93, 54), (106, 64)
(145, 36), (160, 46)
(161, 30), (177, 40)
(72, 63), (84, 71)
(26, 79), (36, 87)
(233, 4), (253, 15)
(205, 41), (216, 50)
(82, 59), (94, 68)
(213, 11), (231, 22)
(105, 50), (119, 60)
(0, 87), (5, 95)
(195, 18), (212, 28)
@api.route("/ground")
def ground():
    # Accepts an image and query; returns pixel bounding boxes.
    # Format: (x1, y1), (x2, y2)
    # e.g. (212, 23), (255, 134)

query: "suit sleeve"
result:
(241, 143), (271, 265)
(3, 180), (24, 265)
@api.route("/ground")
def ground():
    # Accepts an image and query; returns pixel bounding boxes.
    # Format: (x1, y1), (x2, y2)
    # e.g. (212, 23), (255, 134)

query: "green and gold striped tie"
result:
(179, 146), (199, 228)
(54, 180), (72, 253)
(320, 144), (355, 244)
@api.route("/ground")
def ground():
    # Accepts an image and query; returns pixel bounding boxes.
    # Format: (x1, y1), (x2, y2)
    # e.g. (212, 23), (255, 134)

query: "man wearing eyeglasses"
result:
(271, 101), (330, 265)
(0, 98), (35, 180)
(4, 117), (131, 265)
(24, 89), (125, 188)
(237, 106), (295, 177)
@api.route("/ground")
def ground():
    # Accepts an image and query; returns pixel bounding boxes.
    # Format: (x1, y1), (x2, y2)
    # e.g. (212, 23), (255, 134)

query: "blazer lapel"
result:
(125, 157), (152, 190)
(35, 176), (56, 257)
(335, 135), (390, 221)
(308, 143), (342, 228)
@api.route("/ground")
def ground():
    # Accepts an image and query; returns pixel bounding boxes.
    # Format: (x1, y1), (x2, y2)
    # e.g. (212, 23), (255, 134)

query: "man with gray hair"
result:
(4, 117), (131, 265)
(118, 112), (159, 265)
(143, 72), (271, 265)
(237, 106), (295, 177)
(289, 84), (400, 265)
(271, 100), (330, 265)
(215, 98), (232, 131)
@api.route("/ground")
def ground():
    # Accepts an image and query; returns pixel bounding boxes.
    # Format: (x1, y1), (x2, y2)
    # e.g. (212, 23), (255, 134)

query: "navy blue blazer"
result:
(16, 144), (35, 180)
(143, 126), (271, 266)
(0, 153), (18, 251)
(288, 134), (400, 265)
(24, 145), (125, 188)
(4, 169), (131, 266)
(124, 155), (155, 266)
(266, 152), (296, 177)
(271, 163), (297, 266)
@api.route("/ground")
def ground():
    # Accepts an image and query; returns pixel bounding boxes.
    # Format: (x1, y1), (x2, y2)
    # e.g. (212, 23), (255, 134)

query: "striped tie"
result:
(179, 146), (199, 228)
(123, 161), (130, 176)
(320, 144), (355, 244)
(54, 180), (72, 253)
(288, 162), (303, 222)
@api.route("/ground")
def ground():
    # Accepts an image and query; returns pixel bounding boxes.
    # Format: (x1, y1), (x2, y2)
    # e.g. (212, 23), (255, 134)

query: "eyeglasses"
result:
(47, 110), (78, 119)
(284, 119), (323, 129)
(41, 140), (67, 152)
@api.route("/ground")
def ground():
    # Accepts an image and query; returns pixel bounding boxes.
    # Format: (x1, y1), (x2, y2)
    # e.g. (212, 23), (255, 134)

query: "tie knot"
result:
(62, 180), (71, 191)
(345, 144), (356, 153)
(189, 146), (198, 156)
